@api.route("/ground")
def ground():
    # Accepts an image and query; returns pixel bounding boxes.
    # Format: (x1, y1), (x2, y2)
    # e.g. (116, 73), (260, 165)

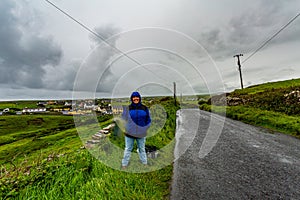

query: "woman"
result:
(121, 92), (151, 169)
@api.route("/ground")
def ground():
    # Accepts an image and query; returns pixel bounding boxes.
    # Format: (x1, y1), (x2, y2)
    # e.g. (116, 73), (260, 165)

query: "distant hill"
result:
(199, 78), (300, 138)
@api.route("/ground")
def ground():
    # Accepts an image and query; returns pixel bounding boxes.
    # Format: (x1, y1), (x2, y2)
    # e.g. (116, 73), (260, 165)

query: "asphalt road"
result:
(171, 109), (300, 199)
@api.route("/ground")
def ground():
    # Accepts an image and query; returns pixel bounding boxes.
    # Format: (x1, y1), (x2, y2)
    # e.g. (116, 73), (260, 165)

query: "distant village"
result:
(0, 99), (128, 116)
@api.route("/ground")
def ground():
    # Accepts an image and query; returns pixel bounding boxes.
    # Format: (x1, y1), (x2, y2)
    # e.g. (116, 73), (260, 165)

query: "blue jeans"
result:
(122, 136), (147, 166)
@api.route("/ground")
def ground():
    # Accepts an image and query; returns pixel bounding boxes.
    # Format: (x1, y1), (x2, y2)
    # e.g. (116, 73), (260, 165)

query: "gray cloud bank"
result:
(0, 0), (300, 100)
(197, 0), (300, 61)
(0, 0), (120, 98)
(0, 0), (62, 90)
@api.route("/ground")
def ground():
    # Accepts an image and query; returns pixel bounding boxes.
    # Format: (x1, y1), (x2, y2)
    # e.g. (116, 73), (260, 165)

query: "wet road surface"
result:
(171, 109), (300, 199)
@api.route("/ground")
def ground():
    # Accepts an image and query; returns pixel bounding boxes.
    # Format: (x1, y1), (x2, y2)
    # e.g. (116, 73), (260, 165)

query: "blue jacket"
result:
(122, 92), (151, 138)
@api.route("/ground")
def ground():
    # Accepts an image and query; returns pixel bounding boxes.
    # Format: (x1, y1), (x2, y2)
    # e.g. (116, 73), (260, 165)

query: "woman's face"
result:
(132, 96), (140, 104)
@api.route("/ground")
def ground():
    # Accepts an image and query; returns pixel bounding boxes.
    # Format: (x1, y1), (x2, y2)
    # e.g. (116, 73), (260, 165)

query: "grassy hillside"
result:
(199, 78), (300, 138)
(0, 101), (38, 110)
(232, 78), (300, 95)
(0, 97), (179, 199)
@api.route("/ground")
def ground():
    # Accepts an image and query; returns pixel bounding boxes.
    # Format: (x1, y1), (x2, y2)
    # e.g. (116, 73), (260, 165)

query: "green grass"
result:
(0, 115), (76, 163)
(0, 97), (178, 199)
(231, 78), (300, 95)
(227, 106), (300, 137)
(199, 78), (300, 138)
(0, 101), (38, 110)
(1, 149), (172, 199)
(0, 115), (75, 137)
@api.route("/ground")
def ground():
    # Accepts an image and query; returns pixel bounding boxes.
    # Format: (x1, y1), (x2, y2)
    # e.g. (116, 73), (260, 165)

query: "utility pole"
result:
(233, 54), (244, 89)
(180, 93), (183, 105)
(173, 82), (177, 106)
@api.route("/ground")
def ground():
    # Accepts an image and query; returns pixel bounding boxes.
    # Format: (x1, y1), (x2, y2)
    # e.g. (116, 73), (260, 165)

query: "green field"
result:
(3, 78), (298, 199)
(0, 97), (179, 199)
(0, 101), (40, 111)
(200, 78), (300, 138)
(232, 78), (300, 95)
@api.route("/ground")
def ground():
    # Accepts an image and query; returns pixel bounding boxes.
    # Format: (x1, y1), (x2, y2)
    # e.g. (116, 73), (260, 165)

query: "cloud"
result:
(0, 0), (62, 89)
(197, 0), (300, 61)
(90, 25), (121, 45)
(1, 0), (299, 100)
(43, 60), (81, 91)
(72, 25), (122, 93)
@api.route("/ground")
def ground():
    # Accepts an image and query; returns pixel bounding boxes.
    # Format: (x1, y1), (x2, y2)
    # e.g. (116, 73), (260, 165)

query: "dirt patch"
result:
(27, 118), (45, 125)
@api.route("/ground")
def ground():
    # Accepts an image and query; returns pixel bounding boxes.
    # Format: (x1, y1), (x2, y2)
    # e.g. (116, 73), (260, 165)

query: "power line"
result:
(44, 0), (168, 83)
(45, 0), (138, 65)
(242, 12), (300, 64)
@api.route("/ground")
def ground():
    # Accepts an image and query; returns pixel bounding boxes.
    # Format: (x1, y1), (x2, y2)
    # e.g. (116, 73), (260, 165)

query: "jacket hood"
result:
(130, 91), (142, 105)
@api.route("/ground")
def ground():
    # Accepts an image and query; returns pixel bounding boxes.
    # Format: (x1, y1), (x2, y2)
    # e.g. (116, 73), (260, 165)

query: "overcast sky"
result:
(0, 0), (300, 100)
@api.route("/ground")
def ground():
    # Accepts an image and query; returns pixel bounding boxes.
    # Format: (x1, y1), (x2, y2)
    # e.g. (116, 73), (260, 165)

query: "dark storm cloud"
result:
(90, 25), (121, 45)
(95, 26), (122, 93)
(43, 24), (122, 93)
(44, 60), (81, 91)
(72, 25), (121, 93)
(0, 0), (62, 89)
(198, 0), (300, 61)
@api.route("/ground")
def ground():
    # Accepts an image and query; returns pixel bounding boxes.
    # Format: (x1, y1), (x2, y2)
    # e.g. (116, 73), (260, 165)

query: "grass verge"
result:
(0, 97), (178, 199)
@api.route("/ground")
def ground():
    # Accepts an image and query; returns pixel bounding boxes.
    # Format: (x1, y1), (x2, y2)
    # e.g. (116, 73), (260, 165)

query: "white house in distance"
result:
(84, 103), (98, 110)
(22, 108), (47, 113)
(112, 105), (123, 114)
